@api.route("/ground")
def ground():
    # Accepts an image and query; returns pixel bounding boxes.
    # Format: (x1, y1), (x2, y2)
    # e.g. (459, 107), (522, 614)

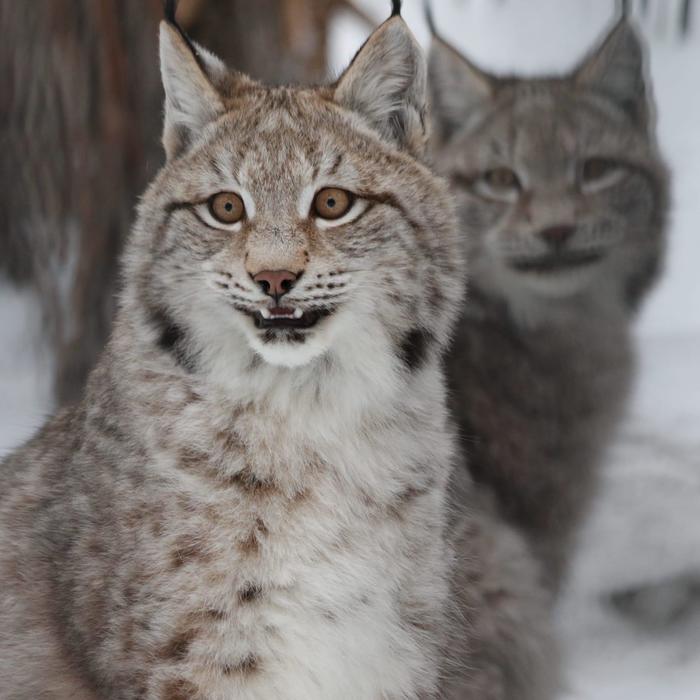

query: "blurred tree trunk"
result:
(0, 0), (346, 407)
(186, 0), (340, 85)
(1, 0), (164, 405)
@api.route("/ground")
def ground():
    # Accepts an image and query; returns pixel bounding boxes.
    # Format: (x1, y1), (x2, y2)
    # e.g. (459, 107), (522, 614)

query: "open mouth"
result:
(250, 306), (332, 330)
(509, 250), (605, 273)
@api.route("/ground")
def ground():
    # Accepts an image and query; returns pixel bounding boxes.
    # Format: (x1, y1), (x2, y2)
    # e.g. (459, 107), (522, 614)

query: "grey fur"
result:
(428, 16), (669, 700)
(429, 16), (669, 599)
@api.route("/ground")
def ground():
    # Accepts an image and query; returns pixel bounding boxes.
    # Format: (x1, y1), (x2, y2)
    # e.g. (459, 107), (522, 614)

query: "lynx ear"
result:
(159, 19), (225, 160)
(428, 37), (494, 143)
(574, 19), (648, 126)
(334, 14), (428, 156)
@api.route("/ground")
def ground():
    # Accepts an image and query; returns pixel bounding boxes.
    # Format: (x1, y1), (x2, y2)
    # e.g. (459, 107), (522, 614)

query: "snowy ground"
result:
(557, 333), (700, 700)
(1, 1), (698, 697)
(0, 285), (52, 453)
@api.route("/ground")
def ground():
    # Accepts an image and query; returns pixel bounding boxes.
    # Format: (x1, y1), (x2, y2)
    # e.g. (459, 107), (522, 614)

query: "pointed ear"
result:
(573, 19), (648, 126)
(428, 37), (495, 143)
(159, 21), (226, 160)
(334, 16), (428, 157)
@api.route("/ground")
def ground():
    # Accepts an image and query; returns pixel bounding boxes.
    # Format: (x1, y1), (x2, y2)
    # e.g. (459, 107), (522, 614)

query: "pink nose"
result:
(539, 225), (576, 249)
(252, 270), (298, 299)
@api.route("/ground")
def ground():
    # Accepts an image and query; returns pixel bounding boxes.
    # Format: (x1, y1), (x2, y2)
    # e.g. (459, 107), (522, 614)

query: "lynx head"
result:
(428, 17), (668, 316)
(123, 1), (461, 382)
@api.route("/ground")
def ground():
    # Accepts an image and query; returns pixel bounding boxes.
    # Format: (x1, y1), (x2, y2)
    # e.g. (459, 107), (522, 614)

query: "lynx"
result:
(0, 3), (470, 698)
(428, 15), (669, 592)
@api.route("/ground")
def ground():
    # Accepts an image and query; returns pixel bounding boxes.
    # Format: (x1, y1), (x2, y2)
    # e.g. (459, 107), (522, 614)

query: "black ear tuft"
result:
(391, 0), (402, 17)
(619, 0), (630, 19)
(334, 8), (427, 156)
(423, 0), (436, 34)
(163, 0), (178, 25)
(162, 0), (203, 68)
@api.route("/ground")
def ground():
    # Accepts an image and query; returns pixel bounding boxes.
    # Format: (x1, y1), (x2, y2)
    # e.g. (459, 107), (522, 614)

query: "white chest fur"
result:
(129, 373), (452, 699)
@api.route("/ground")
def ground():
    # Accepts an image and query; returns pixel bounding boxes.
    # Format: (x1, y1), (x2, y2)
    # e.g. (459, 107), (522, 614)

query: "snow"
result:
(0, 284), (52, 459)
(556, 331), (700, 700)
(575, 342), (700, 596)
(0, 1), (698, 697)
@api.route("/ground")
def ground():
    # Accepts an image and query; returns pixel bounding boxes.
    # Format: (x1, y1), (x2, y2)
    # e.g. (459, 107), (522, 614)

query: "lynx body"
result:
(0, 7), (465, 699)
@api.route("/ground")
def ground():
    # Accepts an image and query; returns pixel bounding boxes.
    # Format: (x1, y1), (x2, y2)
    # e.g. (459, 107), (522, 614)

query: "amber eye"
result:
(483, 167), (521, 191)
(208, 192), (245, 224)
(581, 158), (618, 183)
(313, 188), (354, 220)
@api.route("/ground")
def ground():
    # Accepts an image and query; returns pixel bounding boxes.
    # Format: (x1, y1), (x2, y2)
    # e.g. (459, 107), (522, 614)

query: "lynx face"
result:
(429, 20), (668, 310)
(127, 15), (461, 372)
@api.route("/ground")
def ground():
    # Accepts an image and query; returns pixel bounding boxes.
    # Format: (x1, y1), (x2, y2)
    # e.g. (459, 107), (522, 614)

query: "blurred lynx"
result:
(0, 2), (472, 698)
(429, 16), (669, 593)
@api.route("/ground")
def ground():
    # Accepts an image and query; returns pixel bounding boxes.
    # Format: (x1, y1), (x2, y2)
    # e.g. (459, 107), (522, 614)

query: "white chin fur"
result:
(512, 264), (601, 298)
(250, 334), (330, 368)
(241, 314), (340, 368)
(474, 256), (598, 304)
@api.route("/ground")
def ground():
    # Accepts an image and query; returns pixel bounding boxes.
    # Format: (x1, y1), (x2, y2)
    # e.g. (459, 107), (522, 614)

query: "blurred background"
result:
(1, 0), (698, 697)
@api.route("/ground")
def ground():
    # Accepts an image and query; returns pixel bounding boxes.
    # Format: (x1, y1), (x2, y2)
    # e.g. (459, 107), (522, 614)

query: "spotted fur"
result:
(0, 8), (470, 700)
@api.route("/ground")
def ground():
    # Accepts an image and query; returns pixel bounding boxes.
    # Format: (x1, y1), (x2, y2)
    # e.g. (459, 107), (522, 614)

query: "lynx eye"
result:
(579, 158), (629, 194)
(473, 167), (522, 202)
(208, 192), (245, 224)
(484, 168), (520, 190)
(313, 188), (354, 220)
(581, 158), (620, 183)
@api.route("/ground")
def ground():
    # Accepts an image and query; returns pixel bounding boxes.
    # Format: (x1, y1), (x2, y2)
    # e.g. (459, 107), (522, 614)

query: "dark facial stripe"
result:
(148, 305), (197, 372)
(358, 192), (435, 262)
(398, 328), (434, 371)
(328, 152), (344, 176)
(164, 199), (195, 214)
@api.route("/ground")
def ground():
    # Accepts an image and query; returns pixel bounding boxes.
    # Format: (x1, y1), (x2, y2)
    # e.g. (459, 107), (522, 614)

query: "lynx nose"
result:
(539, 225), (576, 250)
(253, 270), (298, 300)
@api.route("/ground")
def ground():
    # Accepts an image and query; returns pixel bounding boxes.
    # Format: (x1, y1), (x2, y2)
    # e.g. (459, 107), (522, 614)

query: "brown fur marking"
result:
(222, 654), (260, 676)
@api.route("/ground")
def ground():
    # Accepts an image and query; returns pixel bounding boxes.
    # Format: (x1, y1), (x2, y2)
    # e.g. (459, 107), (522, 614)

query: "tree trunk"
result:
(1, 0), (164, 404)
(185, 0), (340, 85)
